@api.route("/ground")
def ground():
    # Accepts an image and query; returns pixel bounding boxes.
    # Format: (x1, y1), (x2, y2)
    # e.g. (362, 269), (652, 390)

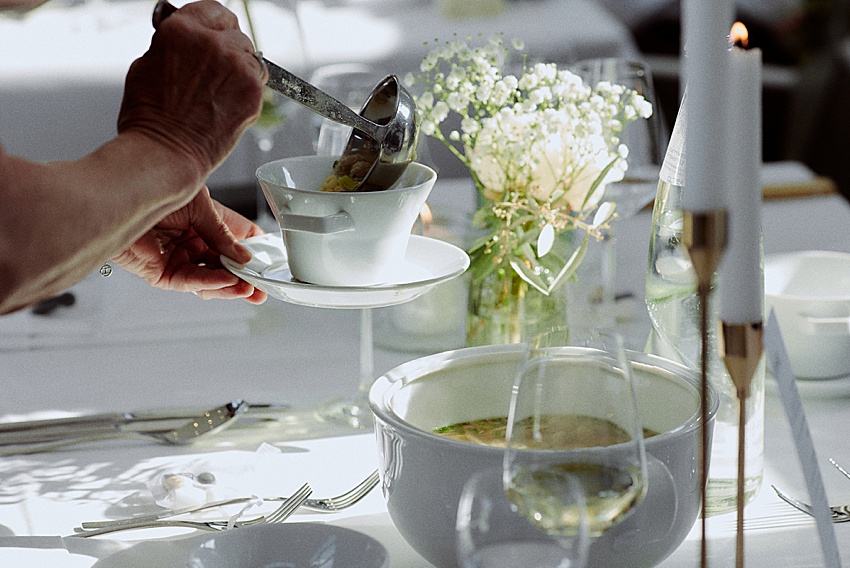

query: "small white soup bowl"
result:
(765, 250), (850, 379)
(257, 155), (436, 287)
(369, 344), (717, 568)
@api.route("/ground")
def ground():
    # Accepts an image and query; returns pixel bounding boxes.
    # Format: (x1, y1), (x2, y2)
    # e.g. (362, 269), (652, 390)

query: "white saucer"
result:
(222, 233), (470, 309)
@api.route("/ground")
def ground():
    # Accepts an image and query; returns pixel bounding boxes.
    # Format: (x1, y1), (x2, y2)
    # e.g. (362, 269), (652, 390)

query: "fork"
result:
(79, 470), (379, 531)
(70, 483), (312, 538)
(771, 485), (850, 523)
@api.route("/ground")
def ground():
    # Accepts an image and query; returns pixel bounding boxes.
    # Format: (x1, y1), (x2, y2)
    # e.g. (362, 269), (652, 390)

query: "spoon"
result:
(152, 0), (418, 191)
(0, 400), (247, 455)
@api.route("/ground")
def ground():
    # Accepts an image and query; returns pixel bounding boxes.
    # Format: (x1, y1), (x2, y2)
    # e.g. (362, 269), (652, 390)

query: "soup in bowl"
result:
(369, 344), (717, 568)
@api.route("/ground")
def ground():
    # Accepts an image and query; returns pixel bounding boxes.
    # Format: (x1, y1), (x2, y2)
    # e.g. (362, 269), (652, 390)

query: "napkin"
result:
(0, 267), (256, 351)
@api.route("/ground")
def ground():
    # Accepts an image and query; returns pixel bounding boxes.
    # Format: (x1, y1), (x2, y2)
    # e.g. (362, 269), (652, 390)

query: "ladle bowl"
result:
(340, 74), (419, 191)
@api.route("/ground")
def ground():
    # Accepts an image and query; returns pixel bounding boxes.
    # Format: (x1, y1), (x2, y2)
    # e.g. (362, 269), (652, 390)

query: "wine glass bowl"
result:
(570, 58), (667, 320)
(504, 328), (647, 539)
(369, 344), (717, 568)
(456, 468), (589, 568)
(570, 58), (666, 219)
(309, 63), (385, 156)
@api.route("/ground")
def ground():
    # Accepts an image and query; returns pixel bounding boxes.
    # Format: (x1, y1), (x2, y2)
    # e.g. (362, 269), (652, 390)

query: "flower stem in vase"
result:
(466, 255), (568, 347)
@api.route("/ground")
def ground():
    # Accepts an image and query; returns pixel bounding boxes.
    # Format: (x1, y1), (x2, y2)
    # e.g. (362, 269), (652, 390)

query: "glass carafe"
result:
(645, 92), (764, 515)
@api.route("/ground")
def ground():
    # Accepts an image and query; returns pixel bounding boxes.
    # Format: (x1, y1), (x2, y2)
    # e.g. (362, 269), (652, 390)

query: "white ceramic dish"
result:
(185, 522), (389, 568)
(258, 156), (437, 287)
(765, 250), (850, 379)
(221, 233), (469, 309)
(369, 345), (718, 568)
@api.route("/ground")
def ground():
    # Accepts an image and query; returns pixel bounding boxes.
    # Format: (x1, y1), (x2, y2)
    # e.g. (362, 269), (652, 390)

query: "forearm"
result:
(0, 133), (206, 314)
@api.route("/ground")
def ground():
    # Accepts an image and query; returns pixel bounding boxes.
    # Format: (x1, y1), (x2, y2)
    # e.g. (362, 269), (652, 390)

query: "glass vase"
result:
(466, 264), (568, 347)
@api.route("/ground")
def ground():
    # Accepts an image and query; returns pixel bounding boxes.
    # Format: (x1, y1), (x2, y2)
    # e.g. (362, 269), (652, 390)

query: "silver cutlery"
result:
(829, 457), (850, 482)
(78, 469), (379, 531)
(771, 485), (850, 523)
(0, 400), (248, 455)
(0, 401), (289, 444)
(71, 483), (312, 538)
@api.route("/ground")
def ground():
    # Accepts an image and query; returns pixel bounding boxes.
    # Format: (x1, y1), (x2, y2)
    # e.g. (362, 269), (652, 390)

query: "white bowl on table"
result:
(185, 523), (389, 568)
(369, 344), (718, 568)
(765, 250), (850, 379)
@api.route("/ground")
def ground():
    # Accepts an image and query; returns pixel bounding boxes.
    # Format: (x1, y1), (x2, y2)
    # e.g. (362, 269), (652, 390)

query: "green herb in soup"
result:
(434, 414), (659, 449)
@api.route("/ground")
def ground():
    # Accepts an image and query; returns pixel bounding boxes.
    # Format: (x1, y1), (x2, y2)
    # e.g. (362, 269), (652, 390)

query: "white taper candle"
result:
(682, 0), (733, 212)
(720, 45), (763, 324)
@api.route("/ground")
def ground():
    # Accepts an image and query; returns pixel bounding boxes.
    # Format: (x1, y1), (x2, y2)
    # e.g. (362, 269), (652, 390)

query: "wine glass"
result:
(571, 58), (666, 218)
(457, 468), (589, 568)
(569, 59), (667, 326)
(250, 88), (290, 231)
(504, 327), (647, 543)
(310, 63), (385, 430)
(308, 63), (385, 154)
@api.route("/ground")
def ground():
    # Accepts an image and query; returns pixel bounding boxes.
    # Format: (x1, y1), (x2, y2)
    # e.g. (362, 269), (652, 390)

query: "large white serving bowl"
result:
(765, 250), (850, 379)
(369, 344), (718, 568)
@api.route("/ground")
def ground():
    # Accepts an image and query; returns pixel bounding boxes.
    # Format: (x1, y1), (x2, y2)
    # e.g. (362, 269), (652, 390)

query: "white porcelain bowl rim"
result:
(369, 344), (718, 448)
(765, 250), (850, 301)
(256, 155), (436, 195)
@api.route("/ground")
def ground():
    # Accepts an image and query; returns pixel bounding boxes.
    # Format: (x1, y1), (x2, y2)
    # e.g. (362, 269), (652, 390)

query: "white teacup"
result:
(257, 155), (436, 287)
(765, 250), (850, 379)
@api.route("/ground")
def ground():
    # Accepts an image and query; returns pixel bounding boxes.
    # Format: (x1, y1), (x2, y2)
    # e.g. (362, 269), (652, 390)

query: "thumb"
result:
(190, 186), (253, 264)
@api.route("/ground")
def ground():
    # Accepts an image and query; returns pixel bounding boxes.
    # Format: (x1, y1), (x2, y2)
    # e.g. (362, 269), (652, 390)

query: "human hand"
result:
(113, 186), (267, 304)
(117, 0), (267, 179)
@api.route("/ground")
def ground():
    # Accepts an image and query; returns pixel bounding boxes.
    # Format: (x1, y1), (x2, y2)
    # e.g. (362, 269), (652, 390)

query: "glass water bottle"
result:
(645, 92), (765, 515)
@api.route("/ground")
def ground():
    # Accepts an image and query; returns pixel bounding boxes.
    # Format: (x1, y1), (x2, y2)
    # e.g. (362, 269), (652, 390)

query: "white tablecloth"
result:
(0, 178), (849, 566)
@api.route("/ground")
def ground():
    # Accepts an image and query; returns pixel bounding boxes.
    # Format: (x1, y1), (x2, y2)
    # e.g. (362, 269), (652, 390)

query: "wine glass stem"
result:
(595, 231), (617, 330)
(358, 308), (374, 394)
(601, 232), (616, 305)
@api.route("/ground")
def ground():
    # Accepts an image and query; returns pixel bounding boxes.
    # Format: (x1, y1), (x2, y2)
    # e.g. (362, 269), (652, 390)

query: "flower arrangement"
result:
(404, 35), (652, 344)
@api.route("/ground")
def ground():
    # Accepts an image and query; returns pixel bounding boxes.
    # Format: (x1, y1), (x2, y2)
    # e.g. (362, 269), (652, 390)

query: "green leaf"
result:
(509, 255), (551, 295)
(580, 156), (620, 211)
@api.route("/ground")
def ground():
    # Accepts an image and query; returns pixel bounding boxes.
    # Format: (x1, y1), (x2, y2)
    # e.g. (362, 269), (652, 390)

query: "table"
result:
(1, 179), (849, 566)
(0, 0), (638, 191)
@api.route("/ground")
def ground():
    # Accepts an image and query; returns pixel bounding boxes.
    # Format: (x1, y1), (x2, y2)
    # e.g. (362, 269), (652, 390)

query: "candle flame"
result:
(419, 203), (433, 226)
(730, 21), (749, 48)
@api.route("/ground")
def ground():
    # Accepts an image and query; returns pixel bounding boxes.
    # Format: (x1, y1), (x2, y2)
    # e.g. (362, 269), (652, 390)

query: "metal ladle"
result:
(152, 0), (418, 191)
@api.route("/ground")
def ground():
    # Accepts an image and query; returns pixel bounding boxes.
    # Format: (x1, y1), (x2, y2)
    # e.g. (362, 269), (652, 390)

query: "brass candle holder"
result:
(720, 320), (763, 568)
(682, 209), (727, 568)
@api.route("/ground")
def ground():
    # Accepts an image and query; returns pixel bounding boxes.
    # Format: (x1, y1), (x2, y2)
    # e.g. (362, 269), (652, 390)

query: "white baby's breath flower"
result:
(461, 117), (480, 134)
(431, 100), (450, 123)
(407, 34), (651, 282)
(419, 91), (434, 109)
(421, 119), (437, 136)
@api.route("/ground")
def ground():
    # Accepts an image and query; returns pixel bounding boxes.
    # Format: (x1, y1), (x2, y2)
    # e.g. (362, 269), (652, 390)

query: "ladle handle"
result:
(264, 61), (384, 141)
(150, 0), (384, 142)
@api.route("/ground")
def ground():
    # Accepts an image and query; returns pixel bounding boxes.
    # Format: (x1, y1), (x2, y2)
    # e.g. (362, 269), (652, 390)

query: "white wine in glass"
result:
(504, 327), (648, 539)
(457, 468), (589, 568)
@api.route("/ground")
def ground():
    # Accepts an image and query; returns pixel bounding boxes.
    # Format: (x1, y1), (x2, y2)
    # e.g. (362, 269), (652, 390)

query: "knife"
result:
(0, 400), (249, 455)
(0, 402), (289, 446)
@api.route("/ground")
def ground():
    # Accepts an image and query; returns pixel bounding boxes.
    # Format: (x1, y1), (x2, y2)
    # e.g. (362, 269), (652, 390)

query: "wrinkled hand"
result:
(118, 0), (267, 177)
(114, 186), (267, 304)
